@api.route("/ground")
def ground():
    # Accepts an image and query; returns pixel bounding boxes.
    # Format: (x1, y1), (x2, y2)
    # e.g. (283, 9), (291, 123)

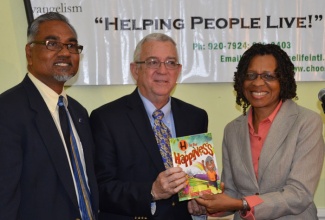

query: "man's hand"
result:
(188, 199), (207, 216)
(151, 167), (187, 200)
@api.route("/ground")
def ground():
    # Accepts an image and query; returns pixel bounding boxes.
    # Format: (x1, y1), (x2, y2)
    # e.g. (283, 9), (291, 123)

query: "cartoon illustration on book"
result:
(169, 132), (222, 201)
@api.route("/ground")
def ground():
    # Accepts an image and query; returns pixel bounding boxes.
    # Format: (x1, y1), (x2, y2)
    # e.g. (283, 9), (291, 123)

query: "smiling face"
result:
(25, 20), (80, 94)
(130, 40), (181, 109)
(206, 159), (215, 171)
(243, 55), (281, 116)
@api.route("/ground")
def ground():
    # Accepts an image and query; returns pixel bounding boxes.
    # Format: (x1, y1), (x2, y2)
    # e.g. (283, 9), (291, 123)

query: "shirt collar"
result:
(28, 73), (68, 114)
(248, 100), (283, 126)
(137, 89), (171, 118)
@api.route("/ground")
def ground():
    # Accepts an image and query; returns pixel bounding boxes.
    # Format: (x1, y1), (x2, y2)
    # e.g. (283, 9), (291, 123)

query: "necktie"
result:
(58, 96), (94, 220)
(152, 109), (173, 169)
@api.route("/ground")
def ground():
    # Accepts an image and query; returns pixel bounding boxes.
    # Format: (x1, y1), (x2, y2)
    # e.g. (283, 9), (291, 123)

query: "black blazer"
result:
(90, 89), (208, 220)
(0, 75), (99, 220)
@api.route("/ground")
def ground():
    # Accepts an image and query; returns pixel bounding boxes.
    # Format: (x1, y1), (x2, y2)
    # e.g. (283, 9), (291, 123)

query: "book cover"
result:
(170, 132), (222, 201)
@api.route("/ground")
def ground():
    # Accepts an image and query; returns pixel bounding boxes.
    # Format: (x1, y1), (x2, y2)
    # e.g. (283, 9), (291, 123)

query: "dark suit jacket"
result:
(0, 75), (99, 220)
(90, 88), (208, 220)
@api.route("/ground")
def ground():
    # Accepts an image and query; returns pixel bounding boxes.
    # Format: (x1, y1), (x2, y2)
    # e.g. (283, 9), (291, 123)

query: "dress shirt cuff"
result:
(192, 215), (207, 220)
(245, 195), (263, 208)
(240, 209), (256, 220)
(151, 202), (156, 215)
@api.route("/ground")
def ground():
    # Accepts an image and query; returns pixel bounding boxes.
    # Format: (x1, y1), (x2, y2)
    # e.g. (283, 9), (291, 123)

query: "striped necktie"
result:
(152, 109), (173, 169)
(58, 96), (94, 220)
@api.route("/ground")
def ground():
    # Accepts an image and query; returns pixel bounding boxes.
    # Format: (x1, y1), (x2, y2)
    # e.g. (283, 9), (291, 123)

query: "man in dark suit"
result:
(0, 12), (98, 219)
(90, 33), (208, 219)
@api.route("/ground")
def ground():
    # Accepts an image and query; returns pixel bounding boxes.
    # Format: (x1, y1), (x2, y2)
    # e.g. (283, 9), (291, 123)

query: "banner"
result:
(27, 0), (325, 85)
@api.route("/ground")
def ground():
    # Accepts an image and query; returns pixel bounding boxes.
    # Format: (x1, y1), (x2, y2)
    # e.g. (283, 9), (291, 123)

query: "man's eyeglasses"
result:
(29, 40), (83, 54)
(245, 72), (278, 82)
(135, 58), (180, 70)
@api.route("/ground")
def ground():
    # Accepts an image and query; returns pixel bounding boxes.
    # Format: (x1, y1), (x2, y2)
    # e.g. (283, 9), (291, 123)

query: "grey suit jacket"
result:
(221, 100), (324, 220)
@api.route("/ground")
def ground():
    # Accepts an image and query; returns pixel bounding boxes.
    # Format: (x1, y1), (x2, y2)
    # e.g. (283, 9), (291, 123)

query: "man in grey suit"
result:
(0, 12), (98, 219)
(90, 33), (207, 219)
(196, 43), (324, 219)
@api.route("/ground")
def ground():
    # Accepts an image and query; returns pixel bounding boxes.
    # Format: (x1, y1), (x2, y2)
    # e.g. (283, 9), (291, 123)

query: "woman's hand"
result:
(195, 182), (242, 214)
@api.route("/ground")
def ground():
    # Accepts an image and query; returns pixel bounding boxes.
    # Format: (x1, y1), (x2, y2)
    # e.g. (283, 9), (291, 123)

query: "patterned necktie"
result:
(152, 109), (173, 169)
(58, 96), (94, 220)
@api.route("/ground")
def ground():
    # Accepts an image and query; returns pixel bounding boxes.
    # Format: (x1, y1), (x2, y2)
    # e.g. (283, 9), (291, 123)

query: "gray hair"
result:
(205, 156), (216, 171)
(27, 12), (77, 43)
(133, 33), (178, 62)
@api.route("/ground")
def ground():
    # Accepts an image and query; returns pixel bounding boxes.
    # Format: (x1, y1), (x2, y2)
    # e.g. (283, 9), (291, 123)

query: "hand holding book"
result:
(169, 133), (222, 201)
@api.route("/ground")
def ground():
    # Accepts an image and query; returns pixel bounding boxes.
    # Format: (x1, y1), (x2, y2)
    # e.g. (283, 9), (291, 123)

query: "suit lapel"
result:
(171, 99), (189, 137)
(235, 115), (259, 187)
(258, 100), (297, 182)
(23, 76), (79, 209)
(126, 89), (166, 172)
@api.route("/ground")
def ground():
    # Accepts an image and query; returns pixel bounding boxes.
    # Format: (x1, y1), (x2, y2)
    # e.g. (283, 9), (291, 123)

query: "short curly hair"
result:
(234, 43), (297, 115)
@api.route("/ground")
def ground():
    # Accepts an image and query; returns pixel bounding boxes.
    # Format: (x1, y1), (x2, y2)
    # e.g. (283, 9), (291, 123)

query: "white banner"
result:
(29, 0), (325, 85)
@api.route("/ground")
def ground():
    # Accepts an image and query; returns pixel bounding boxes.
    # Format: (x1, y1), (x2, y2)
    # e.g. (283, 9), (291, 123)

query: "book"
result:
(169, 132), (222, 201)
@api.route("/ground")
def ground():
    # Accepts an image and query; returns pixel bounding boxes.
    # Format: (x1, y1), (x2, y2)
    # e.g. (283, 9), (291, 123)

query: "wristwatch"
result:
(241, 198), (249, 215)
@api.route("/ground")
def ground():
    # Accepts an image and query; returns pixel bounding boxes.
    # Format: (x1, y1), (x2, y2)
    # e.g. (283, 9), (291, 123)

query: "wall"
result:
(1, 0), (324, 214)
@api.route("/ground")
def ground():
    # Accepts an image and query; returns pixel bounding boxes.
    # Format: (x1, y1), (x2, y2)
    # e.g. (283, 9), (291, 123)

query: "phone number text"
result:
(193, 41), (292, 50)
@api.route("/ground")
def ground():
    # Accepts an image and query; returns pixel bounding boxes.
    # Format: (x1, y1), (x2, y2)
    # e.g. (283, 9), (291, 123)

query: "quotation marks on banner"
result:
(95, 17), (103, 24)
(314, 15), (323, 21)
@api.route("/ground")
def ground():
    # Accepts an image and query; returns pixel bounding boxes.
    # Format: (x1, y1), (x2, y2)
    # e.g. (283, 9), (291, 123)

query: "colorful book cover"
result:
(170, 132), (222, 201)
